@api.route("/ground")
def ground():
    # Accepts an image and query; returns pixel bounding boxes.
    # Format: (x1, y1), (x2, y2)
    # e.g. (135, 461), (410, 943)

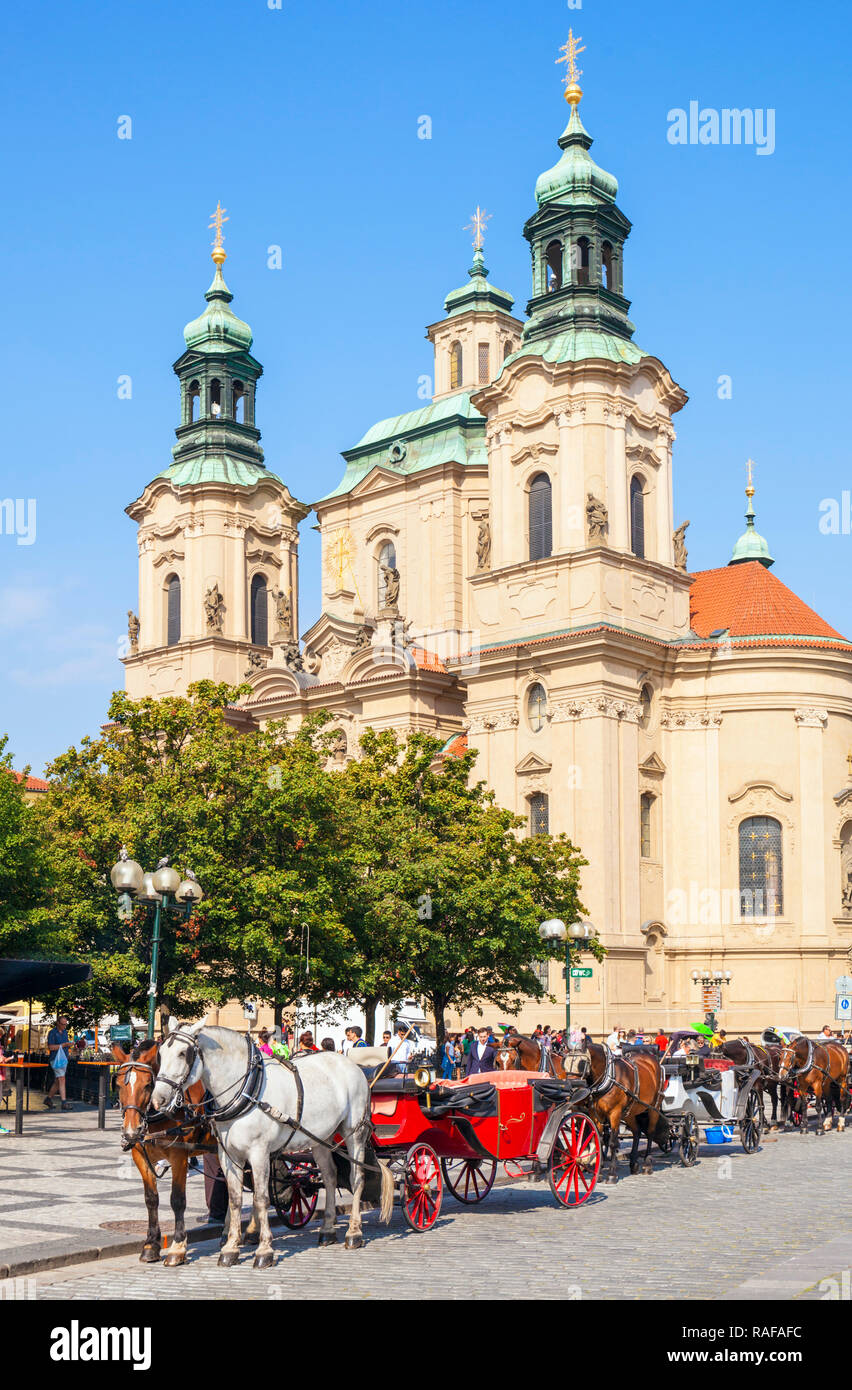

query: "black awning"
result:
(0, 958), (92, 1006)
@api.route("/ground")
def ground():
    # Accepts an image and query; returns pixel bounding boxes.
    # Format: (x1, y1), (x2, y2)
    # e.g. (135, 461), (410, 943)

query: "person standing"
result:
(256, 1028), (274, 1057)
(45, 1015), (71, 1111)
(465, 1027), (496, 1075)
(343, 1025), (367, 1054)
(390, 1022), (418, 1073)
(605, 1024), (622, 1055)
(440, 1037), (456, 1080)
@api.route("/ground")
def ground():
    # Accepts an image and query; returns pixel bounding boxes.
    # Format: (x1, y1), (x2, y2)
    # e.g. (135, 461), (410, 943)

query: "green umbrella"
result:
(690, 1022), (715, 1038)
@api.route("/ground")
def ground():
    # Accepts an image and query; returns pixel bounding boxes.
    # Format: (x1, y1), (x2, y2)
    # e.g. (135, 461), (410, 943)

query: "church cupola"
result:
(171, 202), (265, 474)
(729, 461), (774, 568)
(521, 33), (635, 349)
(427, 207), (524, 400)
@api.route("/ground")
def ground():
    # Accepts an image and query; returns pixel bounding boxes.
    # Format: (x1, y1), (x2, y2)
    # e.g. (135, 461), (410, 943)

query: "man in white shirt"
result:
(605, 1026), (622, 1054)
(390, 1022), (418, 1072)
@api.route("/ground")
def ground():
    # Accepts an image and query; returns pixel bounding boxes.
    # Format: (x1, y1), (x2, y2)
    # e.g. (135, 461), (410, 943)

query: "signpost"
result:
(835, 994), (852, 1024)
(569, 967), (593, 978)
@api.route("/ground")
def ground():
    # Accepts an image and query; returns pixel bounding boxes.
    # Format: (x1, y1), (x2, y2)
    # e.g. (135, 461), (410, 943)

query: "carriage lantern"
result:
(110, 851), (203, 1038)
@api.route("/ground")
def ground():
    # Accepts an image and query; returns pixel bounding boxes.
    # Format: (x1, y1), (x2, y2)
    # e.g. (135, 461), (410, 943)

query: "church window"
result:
(545, 241), (563, 293)
(210, 379), (222, 419)
(503, 339), (513, 361)
(233, 381), (245, 424)
(630, 475), (645, 559)
(530, 960), (550, 990)
(250, 573), (268, 646)
(450, 341), (463, 390)
(640, 792), (654, 858)
(377, 541), (397, 606)
(478, 343), (490, 384)
(574, 237), (591, 286)
(529, 473), (553, 561)
(639, 683), (653, 729)
(602, 241), (614, 290)
(189, 380), (200, 423)
(739, 816), (783, 918)
(529, 792), (550, 837)
(166, 575), (181, 646)
(527, 683), (547, 732)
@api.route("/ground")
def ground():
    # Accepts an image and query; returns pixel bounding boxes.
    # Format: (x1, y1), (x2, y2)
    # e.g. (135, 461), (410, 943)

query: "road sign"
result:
(835, 975), (852, 993)
(835, 994), (852, 1023)
(570, 967), (593, 978)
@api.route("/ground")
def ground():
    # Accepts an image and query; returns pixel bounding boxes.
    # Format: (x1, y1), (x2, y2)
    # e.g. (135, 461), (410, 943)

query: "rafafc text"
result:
(682, 1327), (803, 1341)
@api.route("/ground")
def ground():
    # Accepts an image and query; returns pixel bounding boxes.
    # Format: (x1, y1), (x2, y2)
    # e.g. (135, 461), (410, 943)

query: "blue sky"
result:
(1, 0), (850, 774)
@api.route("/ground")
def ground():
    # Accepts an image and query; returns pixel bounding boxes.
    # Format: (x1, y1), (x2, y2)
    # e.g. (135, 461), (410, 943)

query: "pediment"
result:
(349, 467), (404, 499)
(515, 752), (552, 776)
(833, 786), (852, 807)
(639, 752), (666, 776)
(728, 780), (793, 804)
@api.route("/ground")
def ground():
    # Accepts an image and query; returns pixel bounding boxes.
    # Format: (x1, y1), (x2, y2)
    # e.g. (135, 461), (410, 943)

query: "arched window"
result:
(189, 380), (200, 423)
(250, 573), (268, 646)
(640, 793), (654, 858)
(529, 473), (553, 561)
(449, 341), (463, 390)
(477, 342), (490, 384)
(545, 241), (563, 293)
(630, 476), (645, 559)
(529, 792), (549, 837)
(377, 540), (397, 606)
(233, 381), (245, 424)
(574, 237), (591, 286)
(739, 816), (783, 917)
(639, 683), (653, 730)
(503, 339), (513, 361)
(527, 683), (547, 732)
(602, 241), (614, 290)
(166, 575), (181, 647)
(210, 379), (222, 419)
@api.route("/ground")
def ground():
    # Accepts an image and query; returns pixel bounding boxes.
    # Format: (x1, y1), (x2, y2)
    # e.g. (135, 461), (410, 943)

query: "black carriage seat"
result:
(423, 1082), (497, 1119)
(529, 1076), (590, 1109)
(663, 1057), (722, 1090)
(368, 1071), (424, 1094)
(620, 1043), (662, 1057)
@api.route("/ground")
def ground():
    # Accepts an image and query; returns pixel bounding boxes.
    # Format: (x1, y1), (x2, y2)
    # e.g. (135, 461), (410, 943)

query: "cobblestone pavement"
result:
(28, 1127), (852, 1301)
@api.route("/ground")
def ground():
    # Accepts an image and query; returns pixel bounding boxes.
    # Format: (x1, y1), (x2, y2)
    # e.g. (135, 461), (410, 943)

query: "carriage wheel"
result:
(402, 1143), (442, 1232)
(548, 1113), (601, 1207)
(679, 1112), (699, 1166)
(441, 1157), (496, 1204)
(739, 1090), (762, 1154)
(268, 1158), (319, 1229)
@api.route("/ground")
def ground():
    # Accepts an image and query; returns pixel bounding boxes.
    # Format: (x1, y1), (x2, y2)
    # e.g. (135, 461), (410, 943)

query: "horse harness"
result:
(589, 1044), (663, 1116)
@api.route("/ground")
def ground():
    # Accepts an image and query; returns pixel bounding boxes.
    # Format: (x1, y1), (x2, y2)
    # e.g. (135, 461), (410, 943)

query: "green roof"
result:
(319, 392), (487, 501)
(158, 456), (282, 488)
(183, 264), (253, 354)
(535, 106), (619, 208)
(443, 249), (515, 318)
(504, 329), (646, 370)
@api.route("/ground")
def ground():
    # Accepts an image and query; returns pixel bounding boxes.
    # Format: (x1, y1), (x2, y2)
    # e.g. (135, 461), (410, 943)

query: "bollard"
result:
(98, 1067), (107, 1130)
(15, 1068), (24, 1136)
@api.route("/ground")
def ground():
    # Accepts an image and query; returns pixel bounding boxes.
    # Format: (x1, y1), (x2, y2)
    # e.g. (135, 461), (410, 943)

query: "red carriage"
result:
(269, 1066), (602, 1233)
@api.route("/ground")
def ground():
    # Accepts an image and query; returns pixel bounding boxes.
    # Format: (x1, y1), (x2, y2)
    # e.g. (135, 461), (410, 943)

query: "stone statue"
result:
(244, 650), (266, 678)
(283, 641), (304, 673)
(842, 859), (852, 914)
(127, 610), (140, 655)
(673, 520), (690, 571)
(380, 565), (400, 611)
(204, 583), (225, 632)
(354, 623), (373, 651)
(586, 493), (608, 543)
(476, 518), (491, 570)
(329, 729), (347, 765)
(272, 587), (292, 636)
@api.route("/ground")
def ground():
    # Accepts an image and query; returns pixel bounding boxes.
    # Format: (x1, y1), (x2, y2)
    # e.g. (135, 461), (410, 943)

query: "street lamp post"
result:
(691, 967), (732, 1028)
(110, 849), (204, 1037)
(539, 918), (594, 1036)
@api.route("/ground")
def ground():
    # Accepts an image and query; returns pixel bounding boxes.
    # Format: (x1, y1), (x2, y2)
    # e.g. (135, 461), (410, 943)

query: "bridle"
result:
(115, 1059), (158, 1142)
(778, 1037), (812, 1080)
(156, 1028), (267, 1123)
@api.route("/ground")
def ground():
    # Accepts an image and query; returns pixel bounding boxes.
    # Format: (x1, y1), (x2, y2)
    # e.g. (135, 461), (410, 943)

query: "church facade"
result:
(123, 67), (852, 1036)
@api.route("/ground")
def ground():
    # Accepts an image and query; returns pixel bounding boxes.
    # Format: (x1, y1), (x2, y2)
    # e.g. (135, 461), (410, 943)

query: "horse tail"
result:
(377, 1159), (394, 1224)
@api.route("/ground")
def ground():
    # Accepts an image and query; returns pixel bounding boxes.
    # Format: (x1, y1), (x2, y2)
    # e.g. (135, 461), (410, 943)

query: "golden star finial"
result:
(464, 205), (492, 251)
(557, 30), (585, 104)
(208, 201), (229, 265)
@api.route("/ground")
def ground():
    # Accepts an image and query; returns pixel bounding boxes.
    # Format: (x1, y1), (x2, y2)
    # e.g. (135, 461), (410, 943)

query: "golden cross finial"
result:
(464, 205), (492, 251)
(557, 30), (585, 100)
(746, 457), (755, 497)
(846, 748), (852, 779)
(208, 201), (229, 264)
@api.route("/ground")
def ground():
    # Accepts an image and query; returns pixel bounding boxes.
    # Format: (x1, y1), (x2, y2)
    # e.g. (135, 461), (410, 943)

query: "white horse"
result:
(150, 1021), (393, 1267)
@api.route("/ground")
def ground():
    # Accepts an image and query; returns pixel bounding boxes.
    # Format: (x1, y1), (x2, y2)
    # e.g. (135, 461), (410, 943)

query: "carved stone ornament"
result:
(585, 493), (609, 543)
(475, 517), (491, 571)
(272, 587), (292, 637)
(660, 710), (723, 730)
(673, 520), (690, 571)
(127, 610), (140, 655)
(203, 583), (226, 633)
(244, 650), (267, 678)
(794, 707), (828, 729)
(550, 697), (641, 724)
(283, 641), (304, 673)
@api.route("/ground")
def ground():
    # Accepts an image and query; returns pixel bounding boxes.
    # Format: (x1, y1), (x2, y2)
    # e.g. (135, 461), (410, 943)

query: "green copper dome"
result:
(535, 106), (619, 207)
(183, 263), (253, 353)
(443, 249), (515, 317)
(730, 488), (774, 568)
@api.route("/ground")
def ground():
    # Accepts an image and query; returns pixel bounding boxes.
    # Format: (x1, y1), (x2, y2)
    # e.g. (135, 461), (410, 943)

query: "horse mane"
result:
(131, 1037), (158, 1059)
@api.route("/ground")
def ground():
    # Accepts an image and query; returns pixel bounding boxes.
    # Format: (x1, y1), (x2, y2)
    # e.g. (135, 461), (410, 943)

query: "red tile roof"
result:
(410, 645), (448, 673)
(689, 562), (849, 647)
(11, 772), (49, 792)
(440, 733), (468, 759)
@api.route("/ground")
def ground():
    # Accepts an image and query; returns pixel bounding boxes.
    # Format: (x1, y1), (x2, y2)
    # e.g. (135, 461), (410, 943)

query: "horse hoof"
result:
(344, 1234), (363, 1251)
(139, 1247), (160, 1264)
(218, 1250), (239, 1268)
(253, 1252), (275, 1269)
(317, 1231), (338, 1247)
(163, 1250), (186, 1268)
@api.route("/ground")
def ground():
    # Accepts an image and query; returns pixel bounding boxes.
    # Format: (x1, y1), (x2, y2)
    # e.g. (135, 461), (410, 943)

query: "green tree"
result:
(0, 735), (51, 948)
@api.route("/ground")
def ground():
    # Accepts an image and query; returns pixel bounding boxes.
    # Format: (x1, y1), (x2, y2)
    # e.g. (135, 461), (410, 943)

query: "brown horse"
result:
(777, 1036), (849, 1135)
(495, 1034), (566, 1079)
(717, 1037), (794, 1131)
(112, 1038), (217, 1265)
(568, 1038), (670, 1183)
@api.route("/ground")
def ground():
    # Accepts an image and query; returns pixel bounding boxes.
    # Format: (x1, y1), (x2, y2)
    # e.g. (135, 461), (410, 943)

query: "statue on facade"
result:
(673, 519), (690, 571)
(244, 650), (266, 678)
(842, 857), (852, 914)
(272, 587), (292, 637)
(283, 641), (304, 673)
(204, 583), (225, 632)
(476, 517), (491, 570)
(380, 564), (400, 613)
(354, 623), (373, 651)
(586, 493), (608, 543)
(127, 610), (140, 655)
(329, 729), (347, 765)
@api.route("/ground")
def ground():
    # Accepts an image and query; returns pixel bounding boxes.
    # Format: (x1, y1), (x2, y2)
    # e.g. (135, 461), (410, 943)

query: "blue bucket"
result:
(705, 1125), (734, 1144)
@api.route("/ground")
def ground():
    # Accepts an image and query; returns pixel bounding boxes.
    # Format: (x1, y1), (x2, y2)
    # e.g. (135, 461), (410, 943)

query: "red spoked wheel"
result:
(548, 1113), (601, 1208)
(440, 1157), (497, 1204)
(402, 1143), (442, 1232)
(269, 1157), (320, 1229)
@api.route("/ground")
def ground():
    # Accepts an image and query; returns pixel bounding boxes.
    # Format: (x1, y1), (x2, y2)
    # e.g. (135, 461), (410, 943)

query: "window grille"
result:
(739, 816), (783, 917)
(529, 792), (549, 837)
(529, 474), (552, 561)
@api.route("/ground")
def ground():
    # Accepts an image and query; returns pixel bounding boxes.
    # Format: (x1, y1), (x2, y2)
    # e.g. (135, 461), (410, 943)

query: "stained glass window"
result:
(529, 792), (549, 837)
(739, 816), (783, 917)
(450, 341), (462, 390)
(478, 343), (490, 384)
(527, 683), (547, 732)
